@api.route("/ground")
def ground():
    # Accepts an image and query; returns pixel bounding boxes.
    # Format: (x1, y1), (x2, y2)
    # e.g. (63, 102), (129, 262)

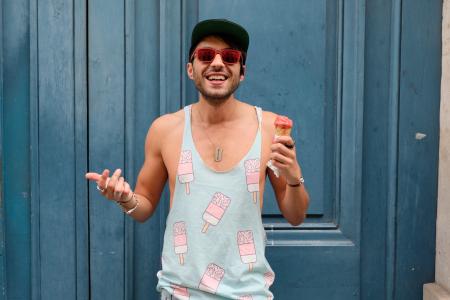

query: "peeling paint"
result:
(415, 132), (427, 140)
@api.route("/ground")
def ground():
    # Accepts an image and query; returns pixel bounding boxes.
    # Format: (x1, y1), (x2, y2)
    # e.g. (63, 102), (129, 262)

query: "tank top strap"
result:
(182, 105), (193, 148)
(255, 106), (263, 131)
(183, 105), (192, 132)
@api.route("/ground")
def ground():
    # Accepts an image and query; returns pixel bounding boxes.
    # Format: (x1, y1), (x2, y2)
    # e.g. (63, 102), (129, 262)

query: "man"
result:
(86, 19), (309, 299)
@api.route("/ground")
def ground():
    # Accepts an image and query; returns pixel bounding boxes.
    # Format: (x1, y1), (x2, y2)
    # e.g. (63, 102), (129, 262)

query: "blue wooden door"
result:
(183, 1), (363, 298)
(0, 0), (441, 299)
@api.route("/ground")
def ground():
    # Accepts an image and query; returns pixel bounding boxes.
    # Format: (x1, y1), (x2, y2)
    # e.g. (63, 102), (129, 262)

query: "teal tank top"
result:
(157, 105), (275, 300)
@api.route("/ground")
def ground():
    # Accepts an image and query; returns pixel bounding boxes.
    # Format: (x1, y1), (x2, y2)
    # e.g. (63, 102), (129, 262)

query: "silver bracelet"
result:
(120, 193), (139, 214)
(117, 191), (134, 204)
(287, 177), (305, 187)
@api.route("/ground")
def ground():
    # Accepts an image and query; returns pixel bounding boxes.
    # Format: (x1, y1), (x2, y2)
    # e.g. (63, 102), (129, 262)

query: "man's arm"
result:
(86, 116), (169, 223)
(268, 134), (310, 226)
(116, 115), (173, 222)
(124, 117), (168, 222)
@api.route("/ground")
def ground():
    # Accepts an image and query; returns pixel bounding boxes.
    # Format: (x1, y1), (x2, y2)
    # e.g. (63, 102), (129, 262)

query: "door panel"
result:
(88, 0), (126, 298)
(182, 0), (364, 298)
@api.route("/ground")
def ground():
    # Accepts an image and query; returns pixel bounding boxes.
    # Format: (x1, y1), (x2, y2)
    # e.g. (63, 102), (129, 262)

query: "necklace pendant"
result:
(214, 147), (223, 162)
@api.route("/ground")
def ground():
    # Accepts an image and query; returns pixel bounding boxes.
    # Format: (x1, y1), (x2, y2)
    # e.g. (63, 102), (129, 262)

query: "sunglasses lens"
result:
(195, 48), (241, 64)
(221, 50), (241, 64)
(197, 49), (216, 62)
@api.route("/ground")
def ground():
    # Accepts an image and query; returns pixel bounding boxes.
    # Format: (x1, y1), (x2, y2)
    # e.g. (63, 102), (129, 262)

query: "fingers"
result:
(97, 169), (109, 190)
(273, 135), (293, 143)
(113, 177), (125, 201)
(111, 175), (134, 203)
(105, 169), (122, 199)
(270, 142), (295, 159)
(86, 169), (109, 192)
(101, 169), (110, 181)
(85, 172), (102, 181)
(270, 136), (298, 177)
(270, 152), (293, 166)
(86, 168), (133, 202)
(273, 135), (295, 148)
(122, 182), (132, 202)
(115, 180), (133, 203)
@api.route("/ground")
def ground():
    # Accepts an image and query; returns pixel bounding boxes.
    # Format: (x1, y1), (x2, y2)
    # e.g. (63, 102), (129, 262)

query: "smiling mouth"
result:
(205, 75), (228, 82)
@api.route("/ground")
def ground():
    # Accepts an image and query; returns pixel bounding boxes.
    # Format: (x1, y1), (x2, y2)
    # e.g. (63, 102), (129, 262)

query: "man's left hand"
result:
(269, 135), (302, 185)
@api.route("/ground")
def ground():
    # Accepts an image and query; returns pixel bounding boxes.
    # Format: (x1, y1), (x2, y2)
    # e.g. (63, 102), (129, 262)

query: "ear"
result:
(240, 65), (246, 81)
(187, 62), (194, 80)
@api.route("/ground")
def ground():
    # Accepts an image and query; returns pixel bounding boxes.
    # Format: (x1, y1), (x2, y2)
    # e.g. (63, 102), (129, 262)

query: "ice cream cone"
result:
(275, 126), (292, 136)
(268, 115), (294, 177)
(274, 115), (293, 136)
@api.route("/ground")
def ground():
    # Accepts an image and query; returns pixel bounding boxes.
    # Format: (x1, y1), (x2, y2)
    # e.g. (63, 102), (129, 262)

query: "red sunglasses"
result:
(191, 48), (242, 65)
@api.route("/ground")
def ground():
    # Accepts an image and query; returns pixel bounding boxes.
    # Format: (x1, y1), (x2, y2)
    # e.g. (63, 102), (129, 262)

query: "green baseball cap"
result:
(189, 19), (250, 56)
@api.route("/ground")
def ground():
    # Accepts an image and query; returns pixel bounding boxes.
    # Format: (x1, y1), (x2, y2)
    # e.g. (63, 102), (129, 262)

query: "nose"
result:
(209, 53), (225, 67)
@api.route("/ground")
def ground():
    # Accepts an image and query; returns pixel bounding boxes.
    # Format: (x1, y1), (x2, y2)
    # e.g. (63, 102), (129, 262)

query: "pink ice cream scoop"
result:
(173, 221), (187, 265)
(237, 230), (257, 271)
(244, 159), (260, 203)
(202, 192), (231, 233)
(198, 263), (225, 294)
(178, 150), (194, 195)
(171, 284), (190, 300)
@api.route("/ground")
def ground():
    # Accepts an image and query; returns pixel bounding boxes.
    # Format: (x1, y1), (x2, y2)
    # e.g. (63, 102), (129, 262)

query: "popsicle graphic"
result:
(198, 263), (225, 294)
(267, 115), (293, 177)
(238, 296), (253, 300)
(178, 150), (194, 195)
(264, 271), (275, 288)
(202, 192), (231, 233)
(244, 159), (260, 203)
(237, 230), (257, 271)
(171, 284), (190, 300)
(173, 221), (187, 265)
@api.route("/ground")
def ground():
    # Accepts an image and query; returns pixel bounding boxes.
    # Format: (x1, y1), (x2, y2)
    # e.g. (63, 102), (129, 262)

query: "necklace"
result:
(196, 107), (224, 162)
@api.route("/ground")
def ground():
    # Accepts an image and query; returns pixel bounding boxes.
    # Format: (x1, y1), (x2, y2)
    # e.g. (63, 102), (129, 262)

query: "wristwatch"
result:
(287, 177), (305, 187)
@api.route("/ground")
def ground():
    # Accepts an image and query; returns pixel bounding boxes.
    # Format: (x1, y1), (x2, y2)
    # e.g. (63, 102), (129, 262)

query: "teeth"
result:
(207, 75), (226, 81)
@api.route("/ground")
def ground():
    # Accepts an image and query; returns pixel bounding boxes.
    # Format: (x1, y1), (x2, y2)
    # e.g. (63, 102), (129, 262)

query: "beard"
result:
(192, 67), (241, 105)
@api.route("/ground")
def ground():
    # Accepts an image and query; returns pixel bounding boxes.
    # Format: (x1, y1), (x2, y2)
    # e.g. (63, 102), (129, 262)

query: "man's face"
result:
(187, 36), (245, 104)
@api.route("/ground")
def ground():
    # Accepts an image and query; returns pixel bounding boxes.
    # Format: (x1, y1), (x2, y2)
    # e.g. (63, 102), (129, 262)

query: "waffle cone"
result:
(275, 126), (291, 136)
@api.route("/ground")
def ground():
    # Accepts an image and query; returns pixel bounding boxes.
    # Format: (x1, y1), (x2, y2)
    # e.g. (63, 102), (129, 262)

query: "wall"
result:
(423, 0), (450, 299)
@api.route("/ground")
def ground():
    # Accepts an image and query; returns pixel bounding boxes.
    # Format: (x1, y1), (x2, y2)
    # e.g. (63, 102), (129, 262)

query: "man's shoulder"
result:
(150, 109), (185, 135)
(261, 110), (277, 133)
(262, 110), (277, 122)
(240, 102), (277, 123)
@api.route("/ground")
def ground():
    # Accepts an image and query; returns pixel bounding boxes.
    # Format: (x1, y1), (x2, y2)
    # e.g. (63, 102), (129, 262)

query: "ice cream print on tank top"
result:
(157, 105), (275, 299)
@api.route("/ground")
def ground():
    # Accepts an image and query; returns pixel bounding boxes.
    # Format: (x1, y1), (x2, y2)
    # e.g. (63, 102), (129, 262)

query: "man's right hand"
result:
(85, 168), (133, 203)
